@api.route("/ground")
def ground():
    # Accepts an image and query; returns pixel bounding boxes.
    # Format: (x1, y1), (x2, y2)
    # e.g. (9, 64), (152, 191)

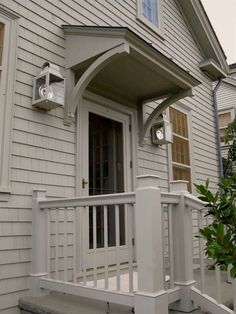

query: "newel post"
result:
(30, 189), (48, 296)
(134, 175), (168, 314)
(169, 181), (196, 312)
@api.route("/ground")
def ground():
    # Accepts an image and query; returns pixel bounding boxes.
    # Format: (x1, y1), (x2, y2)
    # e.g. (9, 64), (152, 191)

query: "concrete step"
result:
(19, 292), (209, 314)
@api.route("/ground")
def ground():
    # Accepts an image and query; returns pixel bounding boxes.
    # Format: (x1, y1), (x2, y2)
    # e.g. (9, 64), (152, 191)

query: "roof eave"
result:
(176, 0), (229, 75)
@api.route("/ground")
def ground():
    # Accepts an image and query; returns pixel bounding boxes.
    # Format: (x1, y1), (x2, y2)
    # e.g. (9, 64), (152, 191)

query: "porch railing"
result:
(30, 176), (236, 314)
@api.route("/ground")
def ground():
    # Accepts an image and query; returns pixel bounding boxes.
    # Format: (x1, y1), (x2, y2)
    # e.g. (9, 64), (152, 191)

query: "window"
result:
(137, 0), (163, 35)
(170, 107), (192, 192)
(0, 9), (18, 201)
(218, 112), (232, 143)
(141, 0), (158, 26)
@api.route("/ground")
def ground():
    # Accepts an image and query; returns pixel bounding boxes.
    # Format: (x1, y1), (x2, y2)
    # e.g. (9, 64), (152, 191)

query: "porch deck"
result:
(20, 268), (233, 314)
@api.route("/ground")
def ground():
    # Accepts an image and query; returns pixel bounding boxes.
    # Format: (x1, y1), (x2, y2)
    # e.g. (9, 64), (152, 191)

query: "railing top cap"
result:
(136, 175), (160, 188)
(170, 180), (188, 193)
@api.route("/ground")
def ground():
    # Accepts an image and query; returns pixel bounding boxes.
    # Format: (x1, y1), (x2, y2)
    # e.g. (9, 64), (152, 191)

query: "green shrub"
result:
(195, 175), (236, 278)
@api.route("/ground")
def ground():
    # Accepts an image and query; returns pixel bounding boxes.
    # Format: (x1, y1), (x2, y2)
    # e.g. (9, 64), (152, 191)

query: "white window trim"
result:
(136, 0), (164, 38)
(167, 103), (195, 192)
(0, 8), (18, 201)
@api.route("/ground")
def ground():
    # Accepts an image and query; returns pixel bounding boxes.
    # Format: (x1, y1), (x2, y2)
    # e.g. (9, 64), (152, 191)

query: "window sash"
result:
(170, 107), (188, 138)
(170, 107), (192, 191)
(171, 135), (190, 165)
(172, 165), (192, 192)
(141, 0), (158, 26)
(218, 112), (231, 128)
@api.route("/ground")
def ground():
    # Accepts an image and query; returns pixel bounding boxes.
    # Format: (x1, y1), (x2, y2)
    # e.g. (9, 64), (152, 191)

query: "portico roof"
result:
(63, 26), (200, 143)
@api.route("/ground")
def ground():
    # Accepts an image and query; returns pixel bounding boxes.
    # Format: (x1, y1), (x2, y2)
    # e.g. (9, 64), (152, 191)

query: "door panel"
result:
(79, 99), (132, 269)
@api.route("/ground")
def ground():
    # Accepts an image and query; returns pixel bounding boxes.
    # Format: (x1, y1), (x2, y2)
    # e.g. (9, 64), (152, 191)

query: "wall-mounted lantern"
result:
(32, 62), (65, 110)
(151, 115), (173, 145)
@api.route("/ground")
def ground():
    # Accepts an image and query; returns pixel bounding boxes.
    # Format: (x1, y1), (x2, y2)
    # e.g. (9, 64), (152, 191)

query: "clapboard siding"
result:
(0, 0), (220, 312)
(217, 81), (236, 111)
(0, 249), (30, 265)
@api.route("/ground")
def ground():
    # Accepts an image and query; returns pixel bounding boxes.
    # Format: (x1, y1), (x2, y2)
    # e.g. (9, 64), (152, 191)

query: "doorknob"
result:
(82, 178), (88, 189)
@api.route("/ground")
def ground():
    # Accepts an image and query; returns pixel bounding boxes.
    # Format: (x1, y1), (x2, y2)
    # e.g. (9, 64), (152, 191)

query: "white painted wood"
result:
(30, 189), (49, 297)
(135, 175), (166, 294)
(167, 287), (181, 304)
(161, 203), (168, 288)
(104, 205), (109, 290)
(167, 204), (175, 289)
(215, 265), (222, 304)
(115, 204), (121, 291)
(191, 287), (233, 314)
(40, 278), (134, 307)
(233, 279), (236, 314)
(73, 207), (77, 284)
(127, 205), (134, 293)
(169, 181), (196, 313)
(92, 206), (97, 287)
(0, 8), (18, 200)
(39, 193), (136, 209)
(63, 208), (67, 282)
(82, 206), (89, 285)
(55, 208), (59, 281)
(198, 209), (206, 293)
(161, 192), (180, 204)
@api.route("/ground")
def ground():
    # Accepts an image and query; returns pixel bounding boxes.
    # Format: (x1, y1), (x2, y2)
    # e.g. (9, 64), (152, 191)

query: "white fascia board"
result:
(199, 58), (227, 80)
(177, 0), (229, 74)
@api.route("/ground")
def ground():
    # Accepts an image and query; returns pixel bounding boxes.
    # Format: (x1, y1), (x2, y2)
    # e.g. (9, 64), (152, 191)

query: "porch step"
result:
(19, 293), (132, 314)
(19, 292), (209, 314)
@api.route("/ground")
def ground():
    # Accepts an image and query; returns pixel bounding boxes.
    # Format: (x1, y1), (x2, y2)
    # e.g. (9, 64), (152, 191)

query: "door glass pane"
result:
(88, 113), (125, 249)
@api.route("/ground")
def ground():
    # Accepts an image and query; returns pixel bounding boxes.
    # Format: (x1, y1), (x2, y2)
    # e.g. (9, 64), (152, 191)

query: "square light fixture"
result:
(151, 115), (173, 145)
(32, 62), (65, 110)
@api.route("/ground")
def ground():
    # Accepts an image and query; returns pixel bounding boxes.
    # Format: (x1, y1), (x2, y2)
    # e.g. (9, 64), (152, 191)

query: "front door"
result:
(79, 98), (133, 269)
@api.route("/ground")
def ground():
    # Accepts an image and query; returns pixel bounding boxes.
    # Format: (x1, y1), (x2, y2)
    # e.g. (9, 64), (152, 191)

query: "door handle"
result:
(82, 178), (88, 189)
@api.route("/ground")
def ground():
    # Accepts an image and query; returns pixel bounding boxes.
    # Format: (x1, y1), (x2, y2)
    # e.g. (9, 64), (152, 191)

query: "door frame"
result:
(76, 91), (138, 271)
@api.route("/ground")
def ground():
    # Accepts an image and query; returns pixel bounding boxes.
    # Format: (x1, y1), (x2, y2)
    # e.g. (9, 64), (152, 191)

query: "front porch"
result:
(25, 175), (236, 314)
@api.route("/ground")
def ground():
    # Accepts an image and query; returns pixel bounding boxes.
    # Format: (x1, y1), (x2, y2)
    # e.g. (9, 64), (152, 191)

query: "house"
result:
(0, 0), (230, 313)
(215, 63), (236, 171)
